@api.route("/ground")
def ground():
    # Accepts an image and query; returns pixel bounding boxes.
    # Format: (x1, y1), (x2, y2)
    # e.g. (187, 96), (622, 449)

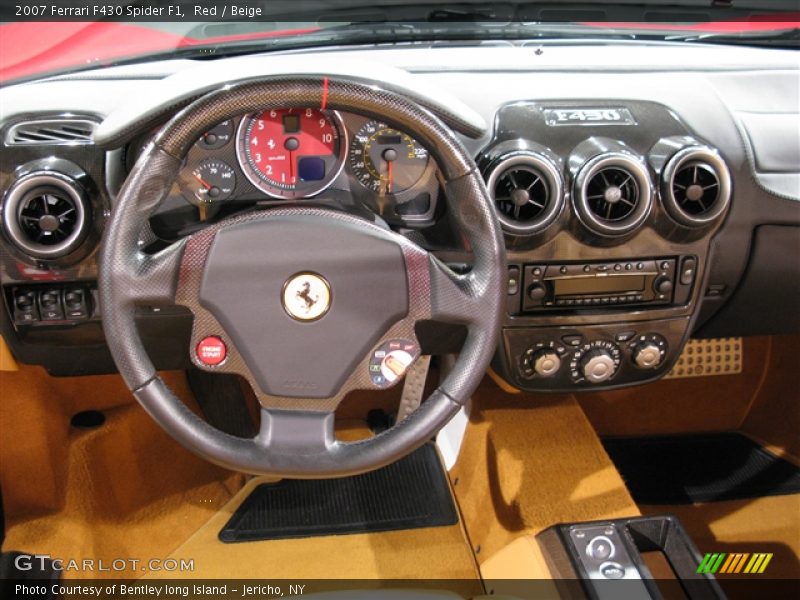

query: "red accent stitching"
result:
(321, 76), (330, 110)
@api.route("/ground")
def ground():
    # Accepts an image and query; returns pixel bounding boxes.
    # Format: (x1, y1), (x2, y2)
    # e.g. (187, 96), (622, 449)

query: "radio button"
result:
(508, 266), (520, 296)
(681, 256), (697, 285)
(527, 282), (547, 301)
(654, 277), (673, 295)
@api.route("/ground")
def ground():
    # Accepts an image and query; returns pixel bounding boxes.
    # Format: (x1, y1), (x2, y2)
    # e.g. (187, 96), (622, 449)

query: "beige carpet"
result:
(451, 377), (640, 566)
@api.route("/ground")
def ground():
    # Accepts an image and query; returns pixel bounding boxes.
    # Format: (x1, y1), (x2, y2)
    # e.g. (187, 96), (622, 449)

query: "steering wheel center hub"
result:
(282, 272), (331, 321)
(196, 213), (409, 399)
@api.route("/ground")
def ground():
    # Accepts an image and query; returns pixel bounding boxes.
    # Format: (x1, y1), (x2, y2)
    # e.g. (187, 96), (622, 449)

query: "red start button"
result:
(196, 336), (227, 366)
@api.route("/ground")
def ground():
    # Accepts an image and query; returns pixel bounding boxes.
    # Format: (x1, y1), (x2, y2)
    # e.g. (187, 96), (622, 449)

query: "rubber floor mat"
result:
(603, 432), (800, 504)
(219, 443), (458, 542)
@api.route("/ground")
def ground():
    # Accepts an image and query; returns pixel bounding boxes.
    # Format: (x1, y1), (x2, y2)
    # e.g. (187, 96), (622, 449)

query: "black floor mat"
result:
(603, 432), (800, 504)
(220, 443), (457, 542)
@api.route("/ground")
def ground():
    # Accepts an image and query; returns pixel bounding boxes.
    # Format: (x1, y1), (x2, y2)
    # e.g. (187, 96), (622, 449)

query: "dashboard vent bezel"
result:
(2, 172), (89, 259)
(661, 146), (731, 228)
(6, 118), (98, 146)
(484, 151), (564, 236)
(573, 153), (652, 237)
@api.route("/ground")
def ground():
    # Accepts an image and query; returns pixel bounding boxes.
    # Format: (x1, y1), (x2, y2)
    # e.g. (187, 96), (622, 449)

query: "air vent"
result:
(6, 119), (97, 145)
(484, 152), (564, 235)
(2, 172), (89, 259)
(662, 146), (731, 227)
(573, 154), (652, 237)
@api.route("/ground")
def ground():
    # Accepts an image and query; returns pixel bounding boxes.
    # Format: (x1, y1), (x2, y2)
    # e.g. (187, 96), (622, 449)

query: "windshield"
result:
(1, 0), (798, 84)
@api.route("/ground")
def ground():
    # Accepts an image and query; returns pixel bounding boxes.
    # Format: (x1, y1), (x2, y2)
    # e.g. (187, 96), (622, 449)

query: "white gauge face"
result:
(349, 120), (429, 194)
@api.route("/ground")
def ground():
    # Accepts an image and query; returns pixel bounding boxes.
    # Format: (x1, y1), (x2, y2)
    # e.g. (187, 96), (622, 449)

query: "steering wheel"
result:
(100, 77), (504, 478)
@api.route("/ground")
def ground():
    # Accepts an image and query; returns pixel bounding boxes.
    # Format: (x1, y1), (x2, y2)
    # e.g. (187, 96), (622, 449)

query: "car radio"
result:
(513, 258), (693, 313)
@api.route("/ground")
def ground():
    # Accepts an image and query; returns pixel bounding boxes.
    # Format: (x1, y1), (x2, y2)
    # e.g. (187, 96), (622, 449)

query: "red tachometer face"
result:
(236, 108), (346, 199)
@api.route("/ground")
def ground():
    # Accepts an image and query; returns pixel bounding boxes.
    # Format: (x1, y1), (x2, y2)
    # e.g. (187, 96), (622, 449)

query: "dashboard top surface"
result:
(0, 39), (797, 388)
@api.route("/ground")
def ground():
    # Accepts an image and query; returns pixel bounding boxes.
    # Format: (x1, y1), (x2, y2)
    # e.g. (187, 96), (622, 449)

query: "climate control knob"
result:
(630, 334), (668, 369)
(533, 350), (561, 377)
(633, 343), (663, 369)
(580, 349), (617, 383)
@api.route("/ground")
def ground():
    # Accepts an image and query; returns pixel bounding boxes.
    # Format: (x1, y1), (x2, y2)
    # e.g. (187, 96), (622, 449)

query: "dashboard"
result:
(126, 110), (439, 241)
(1, 42), (798, 392)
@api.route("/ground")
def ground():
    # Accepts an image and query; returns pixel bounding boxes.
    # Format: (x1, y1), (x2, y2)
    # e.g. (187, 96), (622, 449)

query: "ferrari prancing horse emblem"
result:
(282, 272), (331, 321)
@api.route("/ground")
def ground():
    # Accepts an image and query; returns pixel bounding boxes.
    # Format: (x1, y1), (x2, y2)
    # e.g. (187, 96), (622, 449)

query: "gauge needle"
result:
(194, 173), (212, 190)
(387, 160), (394, 194)
(193, 174), (213, 222)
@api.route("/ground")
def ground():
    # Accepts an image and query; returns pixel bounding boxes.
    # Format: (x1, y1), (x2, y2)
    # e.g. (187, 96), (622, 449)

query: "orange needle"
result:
(387, 160), (393, 193)
(194, 173), (212, 189)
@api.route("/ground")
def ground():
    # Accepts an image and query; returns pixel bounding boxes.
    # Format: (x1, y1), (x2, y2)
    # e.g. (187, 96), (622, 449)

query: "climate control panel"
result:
(500, 318), (687, 391)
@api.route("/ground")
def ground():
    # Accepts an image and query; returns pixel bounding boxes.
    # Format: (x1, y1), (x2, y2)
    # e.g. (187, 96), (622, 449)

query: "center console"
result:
(537, 515), (726, 599)
(481, 100), (732, 392)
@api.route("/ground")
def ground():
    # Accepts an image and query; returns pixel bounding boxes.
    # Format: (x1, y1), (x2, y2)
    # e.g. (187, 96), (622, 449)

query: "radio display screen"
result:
(554, 275), (645, 296)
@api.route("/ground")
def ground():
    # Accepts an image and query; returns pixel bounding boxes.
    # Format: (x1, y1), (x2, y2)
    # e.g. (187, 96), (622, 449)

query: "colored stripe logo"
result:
(697, 552), (773, 574)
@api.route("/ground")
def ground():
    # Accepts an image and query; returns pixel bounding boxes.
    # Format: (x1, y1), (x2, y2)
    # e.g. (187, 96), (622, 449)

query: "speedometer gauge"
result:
(236, 108), (346, 199)
(350, 121), (429, 194)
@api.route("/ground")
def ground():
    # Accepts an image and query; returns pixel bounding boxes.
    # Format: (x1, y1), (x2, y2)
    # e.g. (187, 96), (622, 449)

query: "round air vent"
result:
(2, 172), (89, 259)
(573, 154), (652, 237)
(484, 152), (564, 235)
(662, 146), (731, 227)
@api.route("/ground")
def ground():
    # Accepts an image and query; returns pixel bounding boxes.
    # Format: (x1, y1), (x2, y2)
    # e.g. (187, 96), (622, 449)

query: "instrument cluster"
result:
(131, 109), (439, 237)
